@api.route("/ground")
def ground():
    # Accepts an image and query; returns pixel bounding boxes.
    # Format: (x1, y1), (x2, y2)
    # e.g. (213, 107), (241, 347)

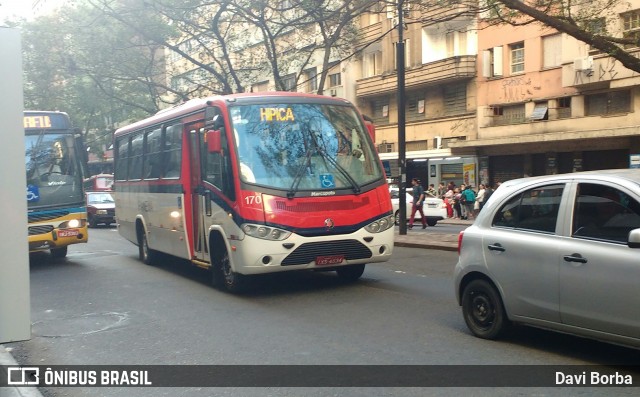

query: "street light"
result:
(397, 0), (407, 235)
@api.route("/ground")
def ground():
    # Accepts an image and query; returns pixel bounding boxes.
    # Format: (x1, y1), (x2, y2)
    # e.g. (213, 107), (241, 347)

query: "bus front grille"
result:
(281, 239), (372, 266)
(29, 225), (54, 236)
(28, 210), (70, 223)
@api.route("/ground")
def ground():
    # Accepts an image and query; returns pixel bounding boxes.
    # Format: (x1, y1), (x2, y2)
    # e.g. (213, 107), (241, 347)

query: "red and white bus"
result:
(83, 173), (114, 192)
(113, 92), (394, 291)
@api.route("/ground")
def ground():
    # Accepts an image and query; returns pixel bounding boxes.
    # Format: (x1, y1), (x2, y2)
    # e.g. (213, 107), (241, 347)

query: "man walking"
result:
(408, 178), (427, 229)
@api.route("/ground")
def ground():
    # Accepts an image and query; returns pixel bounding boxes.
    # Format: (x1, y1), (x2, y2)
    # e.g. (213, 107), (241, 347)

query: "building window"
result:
(406, 91), (426, 122)
(482, 46), (503, 78)
(586, 90), (631, 116)
(622, 11), (640, 48)
(492, 104), (526, 126)
(530, 102), (548, 121)
(584, 18), (605, 54)
(363, 51), (383, 78)
(329, 72), (341, 87)
(443, 83), (467, 116)
(393, 39), (411, 69)
(557, 97), (571, 119)
(372, 98), (389, 124)
(510, 42), (524, 74)
(305, 68), (317, 92)
(282, 74), (296, 92)
(542, 34), (562, 68)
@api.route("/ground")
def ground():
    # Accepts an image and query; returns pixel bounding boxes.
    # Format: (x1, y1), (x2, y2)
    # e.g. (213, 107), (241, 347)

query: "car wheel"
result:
(336, 264), (365, 283)
(461, 279), (509, 339)
(394, 210), (400, 226)
(427, 219), (438, 227)
(50, 246), (68, 259)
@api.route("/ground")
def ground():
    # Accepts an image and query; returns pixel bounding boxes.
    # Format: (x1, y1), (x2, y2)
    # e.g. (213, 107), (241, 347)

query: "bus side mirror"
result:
(205, 130), (222, 153)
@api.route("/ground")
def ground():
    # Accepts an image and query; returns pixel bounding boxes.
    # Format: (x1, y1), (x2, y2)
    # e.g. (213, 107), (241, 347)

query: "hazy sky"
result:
(0, 0), (33, 22)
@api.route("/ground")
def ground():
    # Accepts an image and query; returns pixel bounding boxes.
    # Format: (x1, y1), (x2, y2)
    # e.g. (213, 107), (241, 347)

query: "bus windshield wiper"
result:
(287, 147), (314, 199)
(316, 147), (361, 194)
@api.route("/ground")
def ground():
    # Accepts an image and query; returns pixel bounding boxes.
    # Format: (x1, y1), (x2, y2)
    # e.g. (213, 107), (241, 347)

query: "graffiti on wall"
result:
(501, 76), (540, 102)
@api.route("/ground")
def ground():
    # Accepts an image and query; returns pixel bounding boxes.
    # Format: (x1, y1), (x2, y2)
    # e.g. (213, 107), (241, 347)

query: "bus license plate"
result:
(316, 255), (344, 266)
(58, 229), (79, 238)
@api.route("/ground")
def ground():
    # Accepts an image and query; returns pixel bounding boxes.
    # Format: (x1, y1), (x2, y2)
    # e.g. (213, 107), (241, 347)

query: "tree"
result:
(490, 0), (640, 74)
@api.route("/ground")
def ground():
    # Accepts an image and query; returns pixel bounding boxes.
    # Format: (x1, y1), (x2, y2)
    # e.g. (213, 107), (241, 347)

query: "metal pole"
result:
(397, 0), (407, 235)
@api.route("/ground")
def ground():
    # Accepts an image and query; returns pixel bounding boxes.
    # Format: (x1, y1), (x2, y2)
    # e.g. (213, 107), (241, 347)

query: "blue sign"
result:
(382, 160), (391, 177)
(320, 174), (335, 188)
(27, 184), (40, 202)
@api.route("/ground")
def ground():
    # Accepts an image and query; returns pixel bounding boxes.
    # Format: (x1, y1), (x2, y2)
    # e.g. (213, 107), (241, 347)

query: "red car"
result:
(86, 191), (116, 227)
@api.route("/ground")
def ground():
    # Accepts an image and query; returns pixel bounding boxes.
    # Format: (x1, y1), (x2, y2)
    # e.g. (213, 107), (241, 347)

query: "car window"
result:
(572, 183), (640, 244)
(492, 184), (564, 233)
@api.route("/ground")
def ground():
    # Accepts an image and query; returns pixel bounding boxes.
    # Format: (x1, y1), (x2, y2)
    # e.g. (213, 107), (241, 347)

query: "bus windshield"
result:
(25, 132), (84, 209)
(229, 103), (382, 192)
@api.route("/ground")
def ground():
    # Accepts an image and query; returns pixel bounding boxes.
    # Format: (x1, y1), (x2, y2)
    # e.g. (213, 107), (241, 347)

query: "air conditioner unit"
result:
(329, 89), (337, 97)
(433, 136), (442, 149)
(573, 56), (594, 71)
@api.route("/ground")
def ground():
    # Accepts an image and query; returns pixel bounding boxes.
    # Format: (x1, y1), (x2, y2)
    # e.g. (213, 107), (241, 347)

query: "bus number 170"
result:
(244, 194), (262, 205)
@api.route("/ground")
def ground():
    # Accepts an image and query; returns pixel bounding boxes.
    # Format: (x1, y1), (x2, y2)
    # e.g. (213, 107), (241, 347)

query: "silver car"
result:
(454, 169), (640, 349)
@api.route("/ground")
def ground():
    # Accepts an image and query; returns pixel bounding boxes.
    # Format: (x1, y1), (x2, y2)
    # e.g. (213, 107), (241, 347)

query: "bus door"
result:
(188, 123), (208, 262)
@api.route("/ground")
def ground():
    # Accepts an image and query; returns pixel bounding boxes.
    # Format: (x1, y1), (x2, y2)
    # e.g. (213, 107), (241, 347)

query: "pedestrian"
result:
(427, 183), (437, 197)
(482, 184), (494, 210)
(408, 178), (427, 229)
(475, 184), (486, 216)
(462, 185), (476, 220)
(458, 184), (467, 219)
(452, 188), (462, 219)
(437, 182), (446, 198)
(444, 187), (454, 218)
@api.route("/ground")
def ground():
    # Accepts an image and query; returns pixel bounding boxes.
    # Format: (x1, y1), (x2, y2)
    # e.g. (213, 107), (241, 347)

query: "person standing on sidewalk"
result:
(408, 178), (427, 229)
(462, 185), (477, 220)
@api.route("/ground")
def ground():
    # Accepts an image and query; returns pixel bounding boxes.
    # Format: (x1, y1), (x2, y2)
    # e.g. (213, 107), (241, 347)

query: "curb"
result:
(394, 241), (458, 251)
(0, 344), (44, 397)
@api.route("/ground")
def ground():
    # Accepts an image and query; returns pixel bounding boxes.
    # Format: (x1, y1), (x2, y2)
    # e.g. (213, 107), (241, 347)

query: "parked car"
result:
(454, 169), (640, 349)
(86, 191), (116, 227)
(390, 187), (447, 226)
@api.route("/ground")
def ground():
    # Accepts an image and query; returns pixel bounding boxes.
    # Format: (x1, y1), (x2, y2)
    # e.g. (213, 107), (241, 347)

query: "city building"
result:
(453, 3), (640, 187)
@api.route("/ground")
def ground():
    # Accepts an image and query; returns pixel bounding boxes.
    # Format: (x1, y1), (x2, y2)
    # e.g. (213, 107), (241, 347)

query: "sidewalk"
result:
(393, 217), (473, 251)
(0, 344), (43, 397)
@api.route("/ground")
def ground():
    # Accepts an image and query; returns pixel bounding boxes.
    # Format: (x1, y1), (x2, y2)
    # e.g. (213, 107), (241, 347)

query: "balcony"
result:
(356, 55), (476, 98)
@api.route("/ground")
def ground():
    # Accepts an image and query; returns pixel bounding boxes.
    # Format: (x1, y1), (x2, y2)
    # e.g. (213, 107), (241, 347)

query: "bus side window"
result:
(163, 124), (182, 179)
(201, 108), (235, 200)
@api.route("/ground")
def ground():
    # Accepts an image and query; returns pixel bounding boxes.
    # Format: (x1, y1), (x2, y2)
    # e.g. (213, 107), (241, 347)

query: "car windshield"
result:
(229, 102), (383, 192)
(87, 193), (114, 204)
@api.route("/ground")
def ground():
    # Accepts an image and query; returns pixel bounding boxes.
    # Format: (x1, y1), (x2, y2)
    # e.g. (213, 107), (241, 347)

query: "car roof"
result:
(501, 169), (640, 187)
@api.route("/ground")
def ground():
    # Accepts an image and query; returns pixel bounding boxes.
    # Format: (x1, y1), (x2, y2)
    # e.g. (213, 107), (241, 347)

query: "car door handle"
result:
(487, 243), (505, 252)
(563, 253), (587, 264)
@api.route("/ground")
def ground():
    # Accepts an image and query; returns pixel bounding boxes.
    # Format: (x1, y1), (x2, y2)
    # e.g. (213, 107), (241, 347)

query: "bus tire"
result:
(50, 246), (68, 259)
(138, 228), (158, 266)
(210, 238), (247, 293)
(336, 264), (365, 283)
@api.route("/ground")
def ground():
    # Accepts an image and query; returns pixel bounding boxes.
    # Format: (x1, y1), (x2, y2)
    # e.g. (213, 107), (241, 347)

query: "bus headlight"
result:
(242, 224), (291, 241)
(60, 219), (85, 228)
(364, 215), (394, 233)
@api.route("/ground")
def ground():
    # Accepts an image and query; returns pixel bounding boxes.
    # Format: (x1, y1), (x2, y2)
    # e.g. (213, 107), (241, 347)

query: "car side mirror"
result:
(628, 228), (640, 248)
(205, 130), (222, 153)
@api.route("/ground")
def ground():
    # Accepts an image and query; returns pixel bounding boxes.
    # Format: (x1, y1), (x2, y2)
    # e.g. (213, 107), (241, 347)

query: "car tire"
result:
(427, 219), (438, 227)
(461, 279), (509, 339)
(336, 264), (365, 283)
(394, 210), (400, 226)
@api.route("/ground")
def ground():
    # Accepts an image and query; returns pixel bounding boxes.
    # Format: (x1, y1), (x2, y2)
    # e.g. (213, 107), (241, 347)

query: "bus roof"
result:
(114, 92), (353, 137)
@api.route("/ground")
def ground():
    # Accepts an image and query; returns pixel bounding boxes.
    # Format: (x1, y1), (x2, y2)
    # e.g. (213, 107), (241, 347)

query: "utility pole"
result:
(397, 0), (407, 235)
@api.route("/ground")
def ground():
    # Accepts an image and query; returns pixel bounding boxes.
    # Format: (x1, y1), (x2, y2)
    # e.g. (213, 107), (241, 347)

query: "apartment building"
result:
(354, 3), (479, 187)
(453, 4), (640, 186)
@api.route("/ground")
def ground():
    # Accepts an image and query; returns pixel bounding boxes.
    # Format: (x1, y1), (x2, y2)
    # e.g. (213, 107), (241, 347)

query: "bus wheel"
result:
(50, 246), (68, 259)
(212, 247), (247, 293)
(138, 231), (158, 265)
(336, 264), (365, 283)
